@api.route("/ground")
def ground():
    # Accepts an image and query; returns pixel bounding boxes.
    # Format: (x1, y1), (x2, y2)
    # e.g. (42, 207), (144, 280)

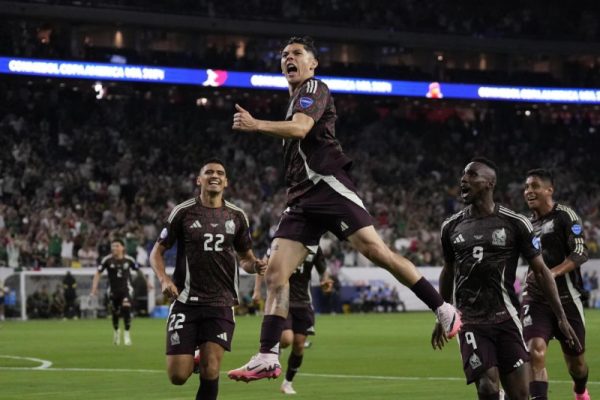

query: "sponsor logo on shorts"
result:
(170, 331), (180, 346)
(217, 332), (228, 341)
(513, 359), (524, 369)
(469, 353), (482, 370)
(340, 221), (349, 232)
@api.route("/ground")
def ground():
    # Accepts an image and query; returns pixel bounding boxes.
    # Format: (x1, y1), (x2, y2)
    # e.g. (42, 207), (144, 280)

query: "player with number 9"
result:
(150, 158), (267, 400)
(432, 158), (580, 400)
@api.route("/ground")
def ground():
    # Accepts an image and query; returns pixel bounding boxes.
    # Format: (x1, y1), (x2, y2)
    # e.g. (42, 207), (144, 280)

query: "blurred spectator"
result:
(50, 283), (65, 318)
(77, 240), (99, 268)
(63, 270), (78, 319)
(27, 284), (50, 318)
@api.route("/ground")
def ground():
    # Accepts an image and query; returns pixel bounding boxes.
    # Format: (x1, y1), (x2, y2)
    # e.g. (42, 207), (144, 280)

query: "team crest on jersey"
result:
(532, 236), (541, 250)
(572, 224), (582, 235)
(110, 264), (115, 269)
(491, 228), (506, 246)
(542, 220), (554, 234)
(225, 219), (236, 234)
(170, 331), (180, 346)
(299, 96), (314, 109)
(469, 353), (482, 370)
(523, 315), (533, 327)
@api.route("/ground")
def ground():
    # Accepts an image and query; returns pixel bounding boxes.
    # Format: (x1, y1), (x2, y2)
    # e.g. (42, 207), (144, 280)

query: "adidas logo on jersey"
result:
(453, 234), (465, 244)
(217, 332), (228, 341)
(189, 220), (202, 229)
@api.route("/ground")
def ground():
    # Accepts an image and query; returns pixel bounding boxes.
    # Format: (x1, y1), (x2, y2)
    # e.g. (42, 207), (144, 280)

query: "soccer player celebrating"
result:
(228, 36), (461, 382)
(254, 247), (333, 394)
(432, 158), (581, 400)
(91, 238), (139, 346)
(150, 159), (267, 400)
(522, 169), (590, 400)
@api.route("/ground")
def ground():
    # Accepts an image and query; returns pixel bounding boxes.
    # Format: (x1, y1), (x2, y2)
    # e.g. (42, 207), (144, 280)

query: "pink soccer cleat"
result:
(435, 302), (462, 339)
(193, 348), (201, 374)
(227, 353), (282, 382)
(574, 388), (590, 400)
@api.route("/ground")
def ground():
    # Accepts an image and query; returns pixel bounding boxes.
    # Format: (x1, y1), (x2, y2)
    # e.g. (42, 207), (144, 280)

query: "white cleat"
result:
(113, 329), (121, 345)
(280, 379), (297, 395)
(228, 353), (282, 382)
(123, 330), (132, 346)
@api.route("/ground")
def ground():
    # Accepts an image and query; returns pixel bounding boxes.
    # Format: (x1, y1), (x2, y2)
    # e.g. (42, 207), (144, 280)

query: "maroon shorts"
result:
(274, 171), (373, 250)
(165, 301), (235, 355)
(521, 298), (586, 356)
(283, 305), (316, 336)
(109, 289), (133, 311)
(458, 319), (529, 384)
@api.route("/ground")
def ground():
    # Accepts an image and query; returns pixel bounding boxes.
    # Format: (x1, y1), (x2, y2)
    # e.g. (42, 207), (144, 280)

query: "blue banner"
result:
(2, 56), (600, 104)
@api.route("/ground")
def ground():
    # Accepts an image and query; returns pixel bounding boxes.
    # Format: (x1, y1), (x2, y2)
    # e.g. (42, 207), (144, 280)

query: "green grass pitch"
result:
(1, 311), (598, 399)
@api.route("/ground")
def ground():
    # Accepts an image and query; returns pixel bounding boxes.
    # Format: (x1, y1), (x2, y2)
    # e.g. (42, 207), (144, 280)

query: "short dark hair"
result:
(199, 158), (226, 174)
(526, 168), (554, 186)
(111, 238), (125, 246)
(471, 157), (498, 173)
(285, 36), (318, 59)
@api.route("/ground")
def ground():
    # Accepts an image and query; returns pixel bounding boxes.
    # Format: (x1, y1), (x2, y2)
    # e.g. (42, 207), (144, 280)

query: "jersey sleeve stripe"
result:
(167, 198), (196, 223)
(499, 207), (534, 232)
(440, 210), (464, 235)
(574, 238), (585, 255)
(100, 255), (111, 264)
(225, 200), (250, 227)
(557, 204), (579, 222)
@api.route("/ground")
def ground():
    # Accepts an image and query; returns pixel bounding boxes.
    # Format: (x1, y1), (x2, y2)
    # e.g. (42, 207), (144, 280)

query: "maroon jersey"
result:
(289, 247), (327, 307)
(98, 255), (138, 294)
(283, 78), (352, 202)
(158, 198), (252, 307)
(524, 203), (588, 304)
(441, 205), (540, 325)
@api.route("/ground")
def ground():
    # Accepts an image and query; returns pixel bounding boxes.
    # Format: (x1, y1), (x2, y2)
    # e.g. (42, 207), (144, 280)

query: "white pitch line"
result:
(0, 364), (598, 386)
(0, 355), (52, 369)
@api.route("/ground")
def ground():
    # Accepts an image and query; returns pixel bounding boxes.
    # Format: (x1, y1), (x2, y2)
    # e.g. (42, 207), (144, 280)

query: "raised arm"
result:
(232, 104), (314, 139)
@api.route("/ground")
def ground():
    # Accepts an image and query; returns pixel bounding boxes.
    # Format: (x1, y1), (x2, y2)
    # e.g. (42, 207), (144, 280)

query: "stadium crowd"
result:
(11, 0), (600, 41)
(1, 78), (599, 270)
(3, 15), (600, 88)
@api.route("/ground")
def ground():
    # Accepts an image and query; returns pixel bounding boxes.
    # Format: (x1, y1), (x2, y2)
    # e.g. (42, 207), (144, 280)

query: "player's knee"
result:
(567, 357), (587, 377)
(168, 370), (191, 385)
(529, 340), (547, 364)
(292, 342), (304, 355)
(280, 331), (293, 348)
(200, 359), (220, 380)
